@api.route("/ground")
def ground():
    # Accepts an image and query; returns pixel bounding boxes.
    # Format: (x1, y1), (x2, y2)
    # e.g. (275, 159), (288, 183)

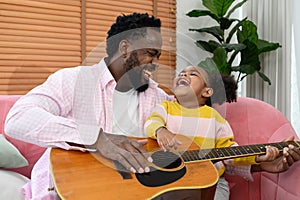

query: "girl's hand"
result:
(156, 127), (182, 152)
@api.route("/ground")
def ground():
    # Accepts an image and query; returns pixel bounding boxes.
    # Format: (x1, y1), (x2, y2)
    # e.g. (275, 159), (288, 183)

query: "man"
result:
(4, 13), (300, 199)
(5, 13), (169, 199)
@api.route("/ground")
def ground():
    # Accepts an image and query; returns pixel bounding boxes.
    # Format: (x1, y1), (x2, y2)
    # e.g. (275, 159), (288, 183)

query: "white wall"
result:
(176, 0), (212, 73)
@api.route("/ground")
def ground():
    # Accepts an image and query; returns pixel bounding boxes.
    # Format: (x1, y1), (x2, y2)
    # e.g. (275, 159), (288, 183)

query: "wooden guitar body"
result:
(50, 135), (219, 200)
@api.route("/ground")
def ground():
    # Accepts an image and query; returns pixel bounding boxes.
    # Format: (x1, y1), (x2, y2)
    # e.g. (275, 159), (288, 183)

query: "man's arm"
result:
(4, 68), (83, 149)
(251, 136), (300, 173)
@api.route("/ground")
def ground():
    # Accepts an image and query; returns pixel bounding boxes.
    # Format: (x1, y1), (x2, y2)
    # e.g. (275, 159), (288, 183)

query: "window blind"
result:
(156, 0), (176, 92)
(0, 0), (176, 94)
(0, 0), (82, 94)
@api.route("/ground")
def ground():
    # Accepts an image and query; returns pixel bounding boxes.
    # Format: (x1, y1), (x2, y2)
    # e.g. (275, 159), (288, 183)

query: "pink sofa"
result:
(225, 97), (300, 200)
(1, 95), (299, 199)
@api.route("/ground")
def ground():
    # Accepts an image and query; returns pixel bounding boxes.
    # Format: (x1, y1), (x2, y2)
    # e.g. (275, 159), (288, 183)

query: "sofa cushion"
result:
(0, 134), (28, 168)
(0, 169), (29, 200)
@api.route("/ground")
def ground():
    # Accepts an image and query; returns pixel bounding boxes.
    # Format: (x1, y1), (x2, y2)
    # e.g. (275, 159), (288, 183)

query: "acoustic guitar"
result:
(50, 135), (299, 200)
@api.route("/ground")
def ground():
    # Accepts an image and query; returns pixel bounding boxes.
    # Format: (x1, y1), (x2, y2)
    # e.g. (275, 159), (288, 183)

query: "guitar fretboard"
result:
(180, 141), (300, 162)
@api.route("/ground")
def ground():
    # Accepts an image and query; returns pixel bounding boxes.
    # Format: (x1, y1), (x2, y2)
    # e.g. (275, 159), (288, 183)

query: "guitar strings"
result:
(150, 141), (299, 163)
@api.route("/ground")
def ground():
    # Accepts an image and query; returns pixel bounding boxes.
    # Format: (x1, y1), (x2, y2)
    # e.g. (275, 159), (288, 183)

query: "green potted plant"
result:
(186, 0), (281, 85)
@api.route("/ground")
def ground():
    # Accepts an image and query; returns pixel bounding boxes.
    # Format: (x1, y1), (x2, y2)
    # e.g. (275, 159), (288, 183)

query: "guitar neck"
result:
(181, 141), (300, 162)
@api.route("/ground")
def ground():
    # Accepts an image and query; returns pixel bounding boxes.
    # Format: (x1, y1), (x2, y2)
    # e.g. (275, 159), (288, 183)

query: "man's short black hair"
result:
(106, 13), (161, 57)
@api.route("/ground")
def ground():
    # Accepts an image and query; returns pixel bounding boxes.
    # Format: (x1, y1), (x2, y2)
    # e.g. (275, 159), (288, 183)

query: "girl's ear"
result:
(202, 87), (213, 98)
(119, 40), (129, 58)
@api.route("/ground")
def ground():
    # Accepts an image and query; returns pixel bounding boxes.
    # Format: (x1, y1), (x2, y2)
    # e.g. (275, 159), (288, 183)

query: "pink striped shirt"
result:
(5, 59), (169, 148)
(4, 59), (169, 199)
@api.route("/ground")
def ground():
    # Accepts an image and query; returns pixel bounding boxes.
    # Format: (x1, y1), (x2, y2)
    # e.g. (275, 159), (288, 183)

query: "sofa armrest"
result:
(0, 95), (46, 178)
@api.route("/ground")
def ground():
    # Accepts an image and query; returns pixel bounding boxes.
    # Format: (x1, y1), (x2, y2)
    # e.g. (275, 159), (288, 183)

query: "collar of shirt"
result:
(97, 58), (116, 90)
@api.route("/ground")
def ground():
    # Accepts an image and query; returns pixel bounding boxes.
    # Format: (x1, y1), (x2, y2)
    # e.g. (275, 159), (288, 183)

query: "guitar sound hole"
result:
(152, 151), (182, 169)
(135, 151), (186, 187)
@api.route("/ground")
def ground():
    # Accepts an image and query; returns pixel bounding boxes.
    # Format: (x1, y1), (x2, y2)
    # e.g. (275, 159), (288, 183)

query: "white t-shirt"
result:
(112, 89), (142, 137)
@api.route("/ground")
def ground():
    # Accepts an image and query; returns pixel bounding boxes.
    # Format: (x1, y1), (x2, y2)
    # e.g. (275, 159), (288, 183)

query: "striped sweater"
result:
(144, 100), (257, 177)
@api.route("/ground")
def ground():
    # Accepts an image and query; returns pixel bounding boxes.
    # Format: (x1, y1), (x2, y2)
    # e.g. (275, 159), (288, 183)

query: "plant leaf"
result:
(203, 0), (235, 17)
(212, 47), (231, 74)
(237, 20), (258, 44)
(195, 40), (221, 53)
(198, 57), (220, 74)
(226, 0), (248, 18)
(186, 9), (219, 21)
(239, 40), (260, 71)
(257, 71), (271, 85)
(226, 43), (246, 66)
(189, 26), (223, 43)
(228, 50), (239, 66)
(257, 39), (281, 54)
(232, 64), (256, 74)
(222, 43), (246, 51)
(220, 18), (237, 30)
(226, 17), (247, 43)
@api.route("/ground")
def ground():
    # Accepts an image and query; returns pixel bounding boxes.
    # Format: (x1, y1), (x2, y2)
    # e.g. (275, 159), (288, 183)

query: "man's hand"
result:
(255, 146), (280, 163)
(92, 129), (153, 174)
(252, 136), (300, 173)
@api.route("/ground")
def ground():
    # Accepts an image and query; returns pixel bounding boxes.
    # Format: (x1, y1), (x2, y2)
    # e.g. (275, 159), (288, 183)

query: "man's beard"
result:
(123, 51), (151, 92)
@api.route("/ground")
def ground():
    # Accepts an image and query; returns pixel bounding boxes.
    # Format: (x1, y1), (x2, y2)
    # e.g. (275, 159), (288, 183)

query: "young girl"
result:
(144, 65), (279, 200)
